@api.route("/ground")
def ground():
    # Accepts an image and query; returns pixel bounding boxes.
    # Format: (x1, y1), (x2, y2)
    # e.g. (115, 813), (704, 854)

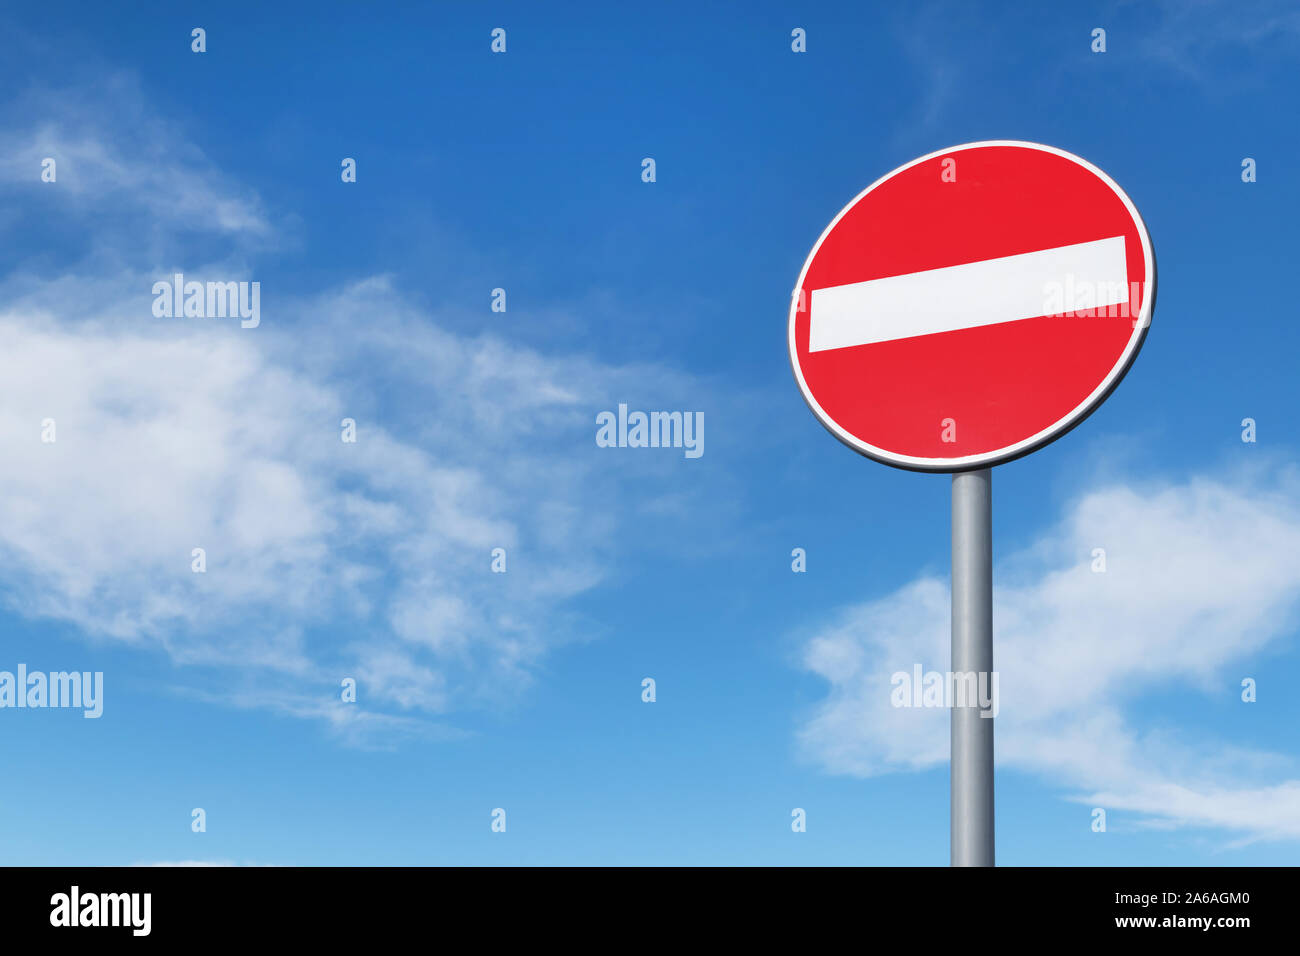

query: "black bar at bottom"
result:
(0, 865), (1282, 942)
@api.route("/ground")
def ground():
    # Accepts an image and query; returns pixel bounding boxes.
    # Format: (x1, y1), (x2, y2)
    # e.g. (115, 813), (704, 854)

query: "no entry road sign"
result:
(788, 141), (1155, 472)
(788, 142), (1158, 866)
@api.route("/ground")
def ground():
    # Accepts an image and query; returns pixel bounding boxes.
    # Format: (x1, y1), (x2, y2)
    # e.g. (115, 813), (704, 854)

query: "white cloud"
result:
(0, 276), (705, 731)
(0, 77), (720, 740)
(134, 860), (237, 867)
(0, 75), (270, 241)
(796, 469), (1300, 841)
(133, 860), (276, 867)
(1133, 0), (1300, 83)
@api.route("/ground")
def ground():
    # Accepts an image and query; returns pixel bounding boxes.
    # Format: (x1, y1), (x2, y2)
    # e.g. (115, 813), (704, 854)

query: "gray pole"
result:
(951, 468), (994, 866)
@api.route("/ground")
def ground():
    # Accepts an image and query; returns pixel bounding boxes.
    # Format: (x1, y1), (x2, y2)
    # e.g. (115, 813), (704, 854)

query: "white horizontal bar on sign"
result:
(807, 235), (1129, 352)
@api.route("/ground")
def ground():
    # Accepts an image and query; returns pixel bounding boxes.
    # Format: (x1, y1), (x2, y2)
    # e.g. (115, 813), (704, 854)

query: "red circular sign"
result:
(788, 141), (1155, 471)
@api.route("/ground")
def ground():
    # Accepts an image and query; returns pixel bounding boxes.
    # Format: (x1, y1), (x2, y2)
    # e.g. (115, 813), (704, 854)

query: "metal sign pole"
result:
(951, 468), (994, 866)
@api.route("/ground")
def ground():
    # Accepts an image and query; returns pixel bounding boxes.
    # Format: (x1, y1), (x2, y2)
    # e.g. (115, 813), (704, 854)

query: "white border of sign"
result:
(787, 140), (1157, 473)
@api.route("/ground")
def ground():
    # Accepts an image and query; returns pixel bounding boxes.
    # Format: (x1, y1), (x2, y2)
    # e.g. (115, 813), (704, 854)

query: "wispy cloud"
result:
(0, 74), (271, 248)
(0, 76), (720, 743)
(0, 268), (710, 737)
(132, 860), (275, 867)
(1122, 0), (1300, 85)
(796, 467), (1300, 841)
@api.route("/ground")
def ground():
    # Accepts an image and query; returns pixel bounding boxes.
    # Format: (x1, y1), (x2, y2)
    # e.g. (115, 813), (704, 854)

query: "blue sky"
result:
(1, 0), (1298, 865)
